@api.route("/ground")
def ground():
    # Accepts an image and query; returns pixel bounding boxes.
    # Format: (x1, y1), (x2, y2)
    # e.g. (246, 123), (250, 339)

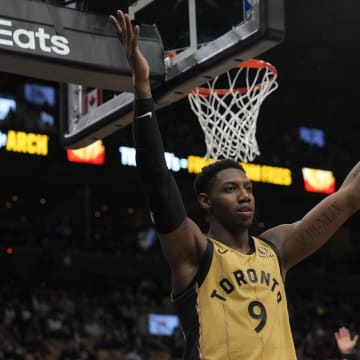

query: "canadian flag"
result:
(83, 88), (102, 114)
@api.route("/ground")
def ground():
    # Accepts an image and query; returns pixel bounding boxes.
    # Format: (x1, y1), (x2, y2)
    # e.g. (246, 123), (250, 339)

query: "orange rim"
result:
(190, 59), (278, 96)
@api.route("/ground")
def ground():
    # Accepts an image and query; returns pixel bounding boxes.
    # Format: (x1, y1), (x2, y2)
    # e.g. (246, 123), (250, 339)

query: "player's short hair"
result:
(193, 159), (246, 196)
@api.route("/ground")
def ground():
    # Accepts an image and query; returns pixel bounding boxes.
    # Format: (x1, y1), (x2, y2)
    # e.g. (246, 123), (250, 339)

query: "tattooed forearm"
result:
(350, 162), (360, 182)
(341, 161), (360, 189)
(295, 202), (344, 250)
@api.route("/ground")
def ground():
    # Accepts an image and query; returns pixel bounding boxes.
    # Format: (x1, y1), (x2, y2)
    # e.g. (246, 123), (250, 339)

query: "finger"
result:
(117, 10), (129, 46)
(110, 10), (126, 45)
(124, 14), (133, 57)
(109, 15), (125, 45)
(116, 10), (127, 36)
(353, 334), (359, 344)
(335, 332), (340, 341)
(130, 25), (140, 54)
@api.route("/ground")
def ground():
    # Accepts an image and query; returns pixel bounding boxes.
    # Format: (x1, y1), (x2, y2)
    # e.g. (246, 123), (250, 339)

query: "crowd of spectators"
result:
(0, 276), (359, 359)
(0, 278), (183, 360)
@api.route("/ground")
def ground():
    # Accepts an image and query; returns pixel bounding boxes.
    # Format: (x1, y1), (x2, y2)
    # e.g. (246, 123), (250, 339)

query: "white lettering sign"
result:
(0, 19), (70, 55)
(0, 130), (7, 149)
(119, 146), (188, 173)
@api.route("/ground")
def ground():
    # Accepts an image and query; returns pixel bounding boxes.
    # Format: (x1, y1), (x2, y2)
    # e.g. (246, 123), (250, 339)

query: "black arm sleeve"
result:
(132, 97), (187, 234)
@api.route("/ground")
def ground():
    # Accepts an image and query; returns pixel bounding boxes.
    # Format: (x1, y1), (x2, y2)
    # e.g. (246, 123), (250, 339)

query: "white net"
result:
(188, 59), (278, 162)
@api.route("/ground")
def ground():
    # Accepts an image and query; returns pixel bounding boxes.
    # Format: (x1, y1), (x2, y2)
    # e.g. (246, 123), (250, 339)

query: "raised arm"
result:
(109, 11), (207, 293)
(260, 162), (360, 274)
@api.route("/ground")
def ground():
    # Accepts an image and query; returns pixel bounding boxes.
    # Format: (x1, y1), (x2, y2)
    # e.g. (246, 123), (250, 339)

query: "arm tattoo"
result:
(295, 201), (343, 250)
(352, 163), (360, 184)
(347, 162), (360, 185)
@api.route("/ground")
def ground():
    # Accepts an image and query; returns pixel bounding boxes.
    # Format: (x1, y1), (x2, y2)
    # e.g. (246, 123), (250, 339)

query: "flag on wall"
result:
(83, 88), (102, 114)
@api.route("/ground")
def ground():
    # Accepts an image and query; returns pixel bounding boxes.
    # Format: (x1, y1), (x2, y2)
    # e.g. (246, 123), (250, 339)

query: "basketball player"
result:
(335, 326), (359, 360)
(109, 10), (360, 360)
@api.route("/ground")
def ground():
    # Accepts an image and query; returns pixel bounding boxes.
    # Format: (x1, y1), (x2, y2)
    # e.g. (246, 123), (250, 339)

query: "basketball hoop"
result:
(188, 59), (278, 162)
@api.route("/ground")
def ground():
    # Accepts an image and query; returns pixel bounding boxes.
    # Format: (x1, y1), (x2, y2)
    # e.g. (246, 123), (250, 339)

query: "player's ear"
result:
(198, 193), (211, 210)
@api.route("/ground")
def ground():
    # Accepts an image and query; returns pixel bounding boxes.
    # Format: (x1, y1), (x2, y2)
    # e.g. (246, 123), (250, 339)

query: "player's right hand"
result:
(109, 10), (150, 91)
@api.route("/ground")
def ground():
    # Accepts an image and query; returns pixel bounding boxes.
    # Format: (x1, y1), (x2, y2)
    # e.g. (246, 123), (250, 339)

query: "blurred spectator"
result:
(335, 326), (359, 360)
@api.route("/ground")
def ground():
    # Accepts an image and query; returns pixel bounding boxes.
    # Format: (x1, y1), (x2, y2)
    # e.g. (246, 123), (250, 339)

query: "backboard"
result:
(0, 0), (285, 148)
(62, 0), (285, 148)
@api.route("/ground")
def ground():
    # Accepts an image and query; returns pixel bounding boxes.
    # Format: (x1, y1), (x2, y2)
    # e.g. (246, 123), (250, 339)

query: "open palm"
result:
(335, 326), (359, 355)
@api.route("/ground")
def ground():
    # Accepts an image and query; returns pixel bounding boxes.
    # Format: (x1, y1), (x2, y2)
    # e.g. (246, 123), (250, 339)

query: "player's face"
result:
(208, 168), (255, 229)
